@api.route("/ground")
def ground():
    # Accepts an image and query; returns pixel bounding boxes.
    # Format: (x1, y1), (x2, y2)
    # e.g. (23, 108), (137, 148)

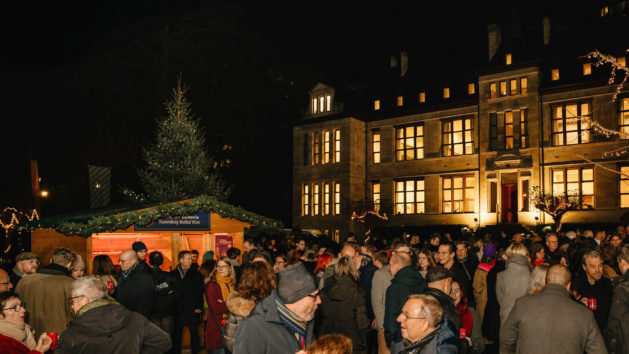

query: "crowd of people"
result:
(0, 225), (628, 353)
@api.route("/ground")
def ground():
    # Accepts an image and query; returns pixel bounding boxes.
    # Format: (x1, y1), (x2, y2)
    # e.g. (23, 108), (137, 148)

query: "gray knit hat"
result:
(277, 263), (316, 304)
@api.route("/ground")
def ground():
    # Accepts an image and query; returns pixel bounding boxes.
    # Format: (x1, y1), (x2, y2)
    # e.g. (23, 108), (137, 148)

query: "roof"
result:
(20, 195), (283, 237)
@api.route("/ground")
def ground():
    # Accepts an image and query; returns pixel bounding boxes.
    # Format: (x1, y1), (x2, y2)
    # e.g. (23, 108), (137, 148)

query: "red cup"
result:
(106, 280), (114, 291)
(47, 332), (58, 350)
(459, 328), (466, 339)
(588, 298), (597, 311)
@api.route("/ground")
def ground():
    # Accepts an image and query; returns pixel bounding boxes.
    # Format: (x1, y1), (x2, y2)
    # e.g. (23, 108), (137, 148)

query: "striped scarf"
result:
(274, 292), (307, 350)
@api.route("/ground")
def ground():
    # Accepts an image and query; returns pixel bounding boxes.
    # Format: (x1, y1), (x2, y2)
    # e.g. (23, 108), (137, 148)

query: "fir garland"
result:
(27, 195), (283, 237)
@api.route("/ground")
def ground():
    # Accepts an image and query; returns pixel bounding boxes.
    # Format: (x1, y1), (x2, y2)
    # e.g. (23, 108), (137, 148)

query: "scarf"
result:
(274, 292), (307, 350)
(119, 261), (139, 280)
(12, 267), (25, 278)
(402, 326), (440, 354)
(0, 320), (37, 350)
(215, 273), (234, 304)
(177, 266), (190, 279)
(76, 298), (118, 318)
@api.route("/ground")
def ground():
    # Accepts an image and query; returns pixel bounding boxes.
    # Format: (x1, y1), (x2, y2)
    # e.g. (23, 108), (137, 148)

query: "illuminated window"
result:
(312, 132), (320, 164)
(618, 57), (627, 67)
(520, 108), (529, 148)
(419, 92), (426, 103)
(334, 182), (341, 215)
(323, 131), (331, 163)
(313, 184), (320, 215)
(397, 96), (404, 106)
(312, 98), (318, 114)
(442, 117), (473, 156)
(552, 102), (591, 146)
(442, 175), (475, 213)
(500, 81), (507, 96)
(443, 87), (450, 99)
(372, 130), (381, 163)
(334, 230), (340, 243)
(601, 6), (609, 17)
(323, 183), (330, 215)
(505, 111), (514, 149)
(372, 182), (381, 211)
(468, 83), (475, 95)
(620, 98), (629, 137)
(583, 63), (592, 76)
(521, 179), (530, 211)
(395, 179), (425, 215)
(489, 113), (498, 151)
(490, 83), (497, 99)
(326, 95), (331, 111)
(621, 166), (629, 208)
(520, 77), (528, 94)
(319, 96), (325, 113)
(510, 79), (518, 95)
(552, 69), (560, 81)
(333, 129), (341, 163)
(552, 168), (594, 208)
(374, 100), (380, 111)
(506, 53), (512, 65)
(302, 184), (310, 216)
(396, 124), (424, 161)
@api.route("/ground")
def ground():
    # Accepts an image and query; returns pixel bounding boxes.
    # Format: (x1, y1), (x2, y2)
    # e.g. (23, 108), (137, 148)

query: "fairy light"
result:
(351, 210), (389, 222)
(587, 50), (629, 102)
(0, 207), (39, 235)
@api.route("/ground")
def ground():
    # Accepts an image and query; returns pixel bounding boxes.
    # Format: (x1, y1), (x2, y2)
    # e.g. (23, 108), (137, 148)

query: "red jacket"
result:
(205, 282), (228, 351)
(0, 333), (42, 354)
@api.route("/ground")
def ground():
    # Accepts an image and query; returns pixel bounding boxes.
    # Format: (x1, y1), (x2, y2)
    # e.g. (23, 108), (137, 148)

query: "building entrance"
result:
(501, 183), (518, 223)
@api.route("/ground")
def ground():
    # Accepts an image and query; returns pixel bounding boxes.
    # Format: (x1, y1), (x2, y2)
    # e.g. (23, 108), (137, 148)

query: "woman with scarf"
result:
(205, 257), (235, 353)
(472, 243), (496, 325)
(0, 293), (52, 354)
(452, 279), (484, 354)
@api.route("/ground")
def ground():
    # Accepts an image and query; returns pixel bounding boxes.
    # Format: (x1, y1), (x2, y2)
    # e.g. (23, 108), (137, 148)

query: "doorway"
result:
(501, 183), (518, 223)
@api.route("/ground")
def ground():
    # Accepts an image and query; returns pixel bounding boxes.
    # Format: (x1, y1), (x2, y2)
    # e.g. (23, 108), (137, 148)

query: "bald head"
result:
(341, 245), (357, 258)
(0, 269), (11, 292)
(119, 250), (138, 271)
(546, 265), (571, 288)
(390, 252), (412, 277)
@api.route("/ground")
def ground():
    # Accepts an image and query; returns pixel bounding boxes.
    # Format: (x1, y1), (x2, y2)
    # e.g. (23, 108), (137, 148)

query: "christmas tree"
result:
(125, 77), (230, 203)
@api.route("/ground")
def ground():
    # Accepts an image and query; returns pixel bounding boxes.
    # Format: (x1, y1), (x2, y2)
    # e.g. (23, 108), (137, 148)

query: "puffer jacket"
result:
(496, 254), (530, 325)
(223, 291), (257, 352)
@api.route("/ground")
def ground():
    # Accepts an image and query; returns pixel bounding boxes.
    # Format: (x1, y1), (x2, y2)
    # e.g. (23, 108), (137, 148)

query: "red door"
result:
(501, 184), (518, 223)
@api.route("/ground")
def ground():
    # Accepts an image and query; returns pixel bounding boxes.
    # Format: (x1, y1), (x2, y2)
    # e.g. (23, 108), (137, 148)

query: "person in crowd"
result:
(545, 233), (560, 259)
(529, 243), (546, 267)
(223, 261), (276, 352)
(317, 256), (370, 354)
(472, 242), (496, 325)
(226, 248), (241, 268)
(384, 252), (426, 353)
(455, 241), (478, 295)
(500, 265), (606, 354)
(481, 249), (506, 348)
(599, 243), (619, 279)
(357, 244), (378, 349)
(397, 294), (457, 354)
(273, 254), (287, 273)
(148, 251), (178, 343)
(70, 255), (86, 279)
(16, 248), (76, 336)
(172, 251), (204, 354)
(593, 230), (606, 249)
(10, 252), (39, 288)
(57, 276), (171, 353)
(92, 255), (118, 296)
(550, 250), (570, 268)
(191, 250), (200, 270)
(0, 292), (52, 354)
(437, 242), (474, 307)
(204, 257), (236, 354)
(572, 250), (612, 333)
(423, 267), (460, 334)
(116, 249), (153, 319)
(313, 253), (333, 287)
(0, 270), (13, 293)
(307, 333), (353, 354)
(451, 280), (471, 346)
(251, 250), (272, 265)
(607, 244), (629, 353)
(428, 234), (440, 253)
(202, 250), (214, 264)
(234, 263), (320, 353)
(496, 243), (530, 326)
(527, 263), (549, 295)
(132, 241), (151, 272)
(409, 235), (421, 248)
(417, 248), (436, 280)
(302, 250), (317, 273)
(242, 238), (257, 265)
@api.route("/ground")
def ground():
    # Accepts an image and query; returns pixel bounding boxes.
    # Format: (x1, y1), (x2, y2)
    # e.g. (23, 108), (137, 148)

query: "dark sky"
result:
(0, 0), (580, 224)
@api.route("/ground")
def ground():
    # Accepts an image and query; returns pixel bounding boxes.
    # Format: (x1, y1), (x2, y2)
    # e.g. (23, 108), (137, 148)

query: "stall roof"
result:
(21, 195), (283, 237)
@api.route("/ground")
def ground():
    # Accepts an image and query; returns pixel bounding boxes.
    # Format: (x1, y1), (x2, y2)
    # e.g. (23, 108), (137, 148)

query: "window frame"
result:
(313, 183), (320, 215)
(621, 166), (629, 208)
(394, 178), (425, 215)
(395, 123), (425, 161)
(334, 182), (341, 215)
(442, 117), (473, 157)
(372, 130), (381, 164)
(504, 111), (514, 150)
(323, 182), (330, 215)
(552, 167), (595, 208)
(551, 101), (592, 146)
(620, 98), (629, 139)
(442, 175), (475, 213)
(520, 108), (529, 148)
(302, 184), (311, 216)
(333, 129), (341, 163)
(323, 130), (331, 163)
(489, 113), (498, 151)
(312, 132), (320, 165)
(372, 182), (381, 211)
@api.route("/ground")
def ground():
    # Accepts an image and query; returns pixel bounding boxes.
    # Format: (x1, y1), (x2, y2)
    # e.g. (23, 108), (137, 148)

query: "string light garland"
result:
(0, 208), (39, 235)
(350, 210), (389, 223)
(587, 50), (629, 102)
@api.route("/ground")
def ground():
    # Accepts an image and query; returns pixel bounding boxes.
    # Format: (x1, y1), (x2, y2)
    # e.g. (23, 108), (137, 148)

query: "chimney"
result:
(400, 51), (408, 77)
(543, 17), (551, 45)
(487, 23), (501, 62)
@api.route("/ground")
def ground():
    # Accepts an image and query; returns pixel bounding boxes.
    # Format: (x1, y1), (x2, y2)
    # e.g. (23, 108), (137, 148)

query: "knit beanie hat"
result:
(132, 241), (148, 252)
(483, 243), (497, 258)
(277, 263), (316, 304)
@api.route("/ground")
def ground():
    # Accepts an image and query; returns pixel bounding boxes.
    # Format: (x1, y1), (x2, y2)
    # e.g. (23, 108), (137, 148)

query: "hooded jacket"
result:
(223, 291), (257, 352)
(55, 300), (171, 354)
(496, 254), (530, 325)
(384, 266), (427, 346)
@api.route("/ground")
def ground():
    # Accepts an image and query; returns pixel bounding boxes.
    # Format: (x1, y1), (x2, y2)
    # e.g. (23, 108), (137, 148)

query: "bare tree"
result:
(531, 186), (582, 231)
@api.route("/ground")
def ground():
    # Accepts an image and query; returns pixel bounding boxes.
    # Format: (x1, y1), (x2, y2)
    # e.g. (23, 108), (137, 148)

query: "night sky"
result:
(0, 0), (595, 224)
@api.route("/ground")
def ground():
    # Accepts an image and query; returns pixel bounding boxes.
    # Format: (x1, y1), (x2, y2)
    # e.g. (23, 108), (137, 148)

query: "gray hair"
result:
(407, 294), (442, 328)
(581, 250), (603, 266)
(71, 276), (107, 302)
(527, 263), (549, 294)
(583, 230), (594, 238)
(334, 256), (360, 282)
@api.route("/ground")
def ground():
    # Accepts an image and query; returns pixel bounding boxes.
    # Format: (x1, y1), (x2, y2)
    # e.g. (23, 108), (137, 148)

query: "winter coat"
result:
(172, 267), (204, 325)
(205, 281), (228, 351)
(359, 257), (378, 320)
(116, 263), (154, 318)
(606, 269), (629, 354)
(233, 290), (315, 354)
(371, 264), (392, 331)
(481, 257), (505, 341)
(15, 264), (75, 337)
(384, 266), (427, 346)
(472, 260), (494, 324)
(223, 291), (256, 352)
(148, 266), (179, 318)
(500, 284), (606, 354)
(496, 255), (530, 325)
(401, 326), (457, 354)
(56, 300), (171, 354)
(422, 288), (460, 331)
(0, 333), (42, 354)
(572, 272), (612, 332)
(451, 261), (475, 307)
(316, 275), (370, 354)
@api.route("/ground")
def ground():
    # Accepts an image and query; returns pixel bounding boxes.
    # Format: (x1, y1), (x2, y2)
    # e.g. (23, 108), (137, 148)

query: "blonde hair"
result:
(527, 263), (549, 294)
(210, 256), (237, 283)
(505, 243), (529, 257)
(308, 334), (352, 354)
(334, 256), (360, 281)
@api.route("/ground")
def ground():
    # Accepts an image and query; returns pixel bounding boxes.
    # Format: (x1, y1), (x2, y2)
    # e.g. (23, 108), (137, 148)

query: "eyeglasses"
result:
(67, 295), (85, 305)
(306, 293), (320, 300)
(2, 302), (25, 312)
(399, 312), (426, 320)
(0, 282), (10, 286)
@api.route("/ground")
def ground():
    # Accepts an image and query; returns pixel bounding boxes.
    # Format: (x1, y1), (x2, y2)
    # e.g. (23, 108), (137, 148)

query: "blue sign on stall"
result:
(134, 211), (210, 231)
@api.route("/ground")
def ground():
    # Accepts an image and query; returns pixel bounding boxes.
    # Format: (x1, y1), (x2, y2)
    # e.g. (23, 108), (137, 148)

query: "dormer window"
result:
(419, 92), (426, 103)
(552, 68), (560, 81)
(506, 53), (512, 65)
(583, 63), (592, 76)
(397, 96), (404, 107)
(618, 57), (626, 67)
(468, 83), (475, 95)
(443, 87), (450, 99)
(312, 94), (332, 114)
(374, 100), (381, 111)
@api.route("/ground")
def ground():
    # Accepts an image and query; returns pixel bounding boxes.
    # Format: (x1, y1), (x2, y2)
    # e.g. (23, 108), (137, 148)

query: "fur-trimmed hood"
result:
(226, 291), (257, 318)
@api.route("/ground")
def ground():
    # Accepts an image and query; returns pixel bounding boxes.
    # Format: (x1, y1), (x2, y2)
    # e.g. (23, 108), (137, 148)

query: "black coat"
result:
(451, 261), (475, 307)
(481, 257), (505, 341)
(422, 287), (460, 331)
(316, 275), (370, 354)
(383, 266), (426, 346)
(171, 266), (204, 325)
(148, 266), (180, 318)
(359, 259), (378, 320)
(116, 264), (154, 318)
(607, 269), (629, 354)
(572, 272), (612, 332)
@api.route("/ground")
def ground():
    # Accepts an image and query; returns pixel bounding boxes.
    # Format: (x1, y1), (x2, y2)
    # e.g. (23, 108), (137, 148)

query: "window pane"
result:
(581, 103), (590, 116)
(621, 195), (629, 208)
(582, 195), (593, 207)
(567, 169), (579, 182)
(396, 204), (404, 215)
(396, 128), (404, 139)
(406, 149), (415, 160)
(465, 119), (472, 130)
(566, 105), (578, 118)
(416, 191), (425, 202)
(582, 168), (593, 181)
(453, 177), (463, 188)
(621, 180), (629, 194)
(582, 182), (594, 195)
(553, 184), (564, 195)
(454, 132), (463, 143)
(417, 203), (425, 214)
(443, 202), (452, 213)
(465, 143), (473, 154)
(454, 144), (463, 155)
(581, 130), (591, 143)
(396, 182), (404, 191)
(406, 126), (414, 138)
(566, 132), (579, 145)
(416, 137), (424, 148)
(396, 151), (405, 161)
(417, 125), (423, 136)
(567, 182), (579, 195)
(406, 203), (414, 214)
(453, 120), (462, 131)
(405, 137), (415, 148)
(443, 178), (451, 189)
(553, 119), (564, 132)
(417, 180), (425, 190)
(453, 189), (463, 201)
(554, 106), (563, 118)
(553, 134), (564, 146)
(443, 190), (451, 201)
(553, 170), (564, 182)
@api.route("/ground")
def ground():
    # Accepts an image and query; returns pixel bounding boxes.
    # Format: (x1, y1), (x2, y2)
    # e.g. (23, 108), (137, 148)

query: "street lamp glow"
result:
(40, 190), (49, 198)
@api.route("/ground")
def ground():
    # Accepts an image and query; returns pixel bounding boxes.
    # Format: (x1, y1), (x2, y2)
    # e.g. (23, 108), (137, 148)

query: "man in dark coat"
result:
(384, 252), (426, 353)
(132, 241), (151, 273)
(148, 251), (179, 343)
(438, 242), (474, 308)
(482, 252), (506, 343)
(234, 263), (320, 353)
(171, 251), (204, 354)
(58, 276), (171, 353)
(500, 265), (606, 354)
(572, 250), (612, 332)
(116, 249), (153, 318)
(423, 266), (462, 353)
(607, 244), (629, 353)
